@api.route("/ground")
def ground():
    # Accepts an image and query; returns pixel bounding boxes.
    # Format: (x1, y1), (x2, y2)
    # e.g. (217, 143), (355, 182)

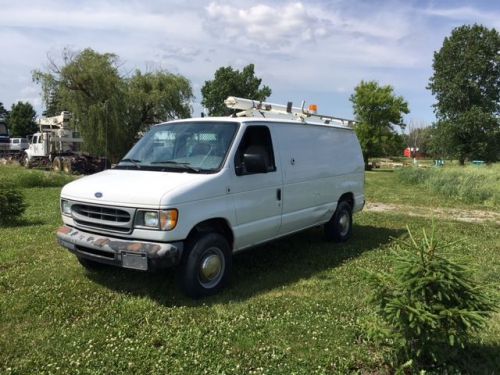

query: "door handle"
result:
(277, 188), (282, 201)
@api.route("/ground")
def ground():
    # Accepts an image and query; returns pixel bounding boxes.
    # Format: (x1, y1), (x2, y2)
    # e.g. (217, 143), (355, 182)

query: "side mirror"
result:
(242, 150), (268, 174)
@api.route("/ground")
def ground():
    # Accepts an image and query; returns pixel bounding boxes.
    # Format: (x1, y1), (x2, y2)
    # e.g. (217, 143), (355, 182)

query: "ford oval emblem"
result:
(95, 192), (103, 198)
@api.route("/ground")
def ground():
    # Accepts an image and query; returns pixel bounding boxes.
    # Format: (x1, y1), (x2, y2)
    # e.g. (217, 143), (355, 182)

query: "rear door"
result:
(230, 125), (283, 250)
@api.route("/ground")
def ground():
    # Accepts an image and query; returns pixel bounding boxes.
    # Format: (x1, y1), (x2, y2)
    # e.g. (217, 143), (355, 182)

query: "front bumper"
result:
(56, 226), (183, 271)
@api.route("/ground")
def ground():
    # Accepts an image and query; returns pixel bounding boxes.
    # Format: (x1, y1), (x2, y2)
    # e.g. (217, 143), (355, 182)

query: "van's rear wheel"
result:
(325, 201), (352, 242)
(177, 233), (232, 298)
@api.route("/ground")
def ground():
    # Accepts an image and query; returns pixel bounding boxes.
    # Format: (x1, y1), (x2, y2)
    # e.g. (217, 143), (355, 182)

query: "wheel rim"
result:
(338, 211), (350, 236)
(198, 247), (225, 289)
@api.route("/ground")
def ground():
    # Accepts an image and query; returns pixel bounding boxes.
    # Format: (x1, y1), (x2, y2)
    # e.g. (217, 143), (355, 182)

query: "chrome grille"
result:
(71, 203), (135, 234)
(72, 204), (130, 222)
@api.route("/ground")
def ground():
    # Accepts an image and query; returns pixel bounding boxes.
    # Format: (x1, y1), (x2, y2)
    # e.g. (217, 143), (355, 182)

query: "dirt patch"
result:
(365, 202), (500, 225)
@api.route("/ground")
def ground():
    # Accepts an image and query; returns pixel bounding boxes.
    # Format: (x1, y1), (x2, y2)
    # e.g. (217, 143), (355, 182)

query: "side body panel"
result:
(272, 123), (364, 237)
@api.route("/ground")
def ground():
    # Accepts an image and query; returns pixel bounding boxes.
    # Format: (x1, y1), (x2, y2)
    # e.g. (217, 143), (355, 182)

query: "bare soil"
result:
(366, 202), (500, 225)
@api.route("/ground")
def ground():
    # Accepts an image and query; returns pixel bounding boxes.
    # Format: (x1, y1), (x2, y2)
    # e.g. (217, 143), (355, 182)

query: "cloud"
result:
(423, 5), (500, 28)
(205, 2), (331, 48)
(157, 46), (202, 63)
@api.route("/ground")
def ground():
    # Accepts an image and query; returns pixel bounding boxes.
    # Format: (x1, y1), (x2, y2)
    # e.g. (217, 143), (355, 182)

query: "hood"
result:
(61, 169), (211, 208)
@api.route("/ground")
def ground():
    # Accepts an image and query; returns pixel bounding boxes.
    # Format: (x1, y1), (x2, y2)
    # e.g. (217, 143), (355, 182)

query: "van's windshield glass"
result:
(115, 122), (238, 173)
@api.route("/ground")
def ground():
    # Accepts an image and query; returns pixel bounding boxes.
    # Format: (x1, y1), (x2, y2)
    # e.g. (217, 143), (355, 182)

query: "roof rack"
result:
(224, 96), (356, 127)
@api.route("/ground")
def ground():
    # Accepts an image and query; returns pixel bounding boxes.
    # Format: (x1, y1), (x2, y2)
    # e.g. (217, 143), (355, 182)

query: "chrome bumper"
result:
(56, 225), (183, 271)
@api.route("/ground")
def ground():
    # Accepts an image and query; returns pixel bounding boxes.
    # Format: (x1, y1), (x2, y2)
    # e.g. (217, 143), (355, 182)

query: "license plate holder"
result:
(122, 252), (148, 271)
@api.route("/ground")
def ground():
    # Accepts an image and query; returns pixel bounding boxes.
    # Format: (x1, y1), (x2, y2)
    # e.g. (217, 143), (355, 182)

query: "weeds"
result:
(396, 165), (499, 206)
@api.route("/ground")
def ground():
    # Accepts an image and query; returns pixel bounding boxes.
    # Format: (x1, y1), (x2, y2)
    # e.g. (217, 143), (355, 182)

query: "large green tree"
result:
(0, 102), (9, 122)
(33, 48), (193, 162)
(428, 24), (500, 164)
(350, 80), (409, 168)
(7, 102), (37, 137)
(201, 64), (271, 116)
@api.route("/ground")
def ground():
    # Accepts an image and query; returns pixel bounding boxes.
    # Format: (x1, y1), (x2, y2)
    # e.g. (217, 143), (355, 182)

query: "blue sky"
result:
(0, 0), (499, 125)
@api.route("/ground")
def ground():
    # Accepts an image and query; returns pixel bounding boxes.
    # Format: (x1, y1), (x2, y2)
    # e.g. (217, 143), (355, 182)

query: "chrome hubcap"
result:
(199, 247), (224, 288)
(339, 212), (350, 236)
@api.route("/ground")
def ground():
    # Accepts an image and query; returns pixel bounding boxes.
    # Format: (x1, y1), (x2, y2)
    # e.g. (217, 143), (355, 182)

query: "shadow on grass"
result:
(448, 341), (500, 375)
(86, 224), (405, 307)
(367, 169), (394, 173)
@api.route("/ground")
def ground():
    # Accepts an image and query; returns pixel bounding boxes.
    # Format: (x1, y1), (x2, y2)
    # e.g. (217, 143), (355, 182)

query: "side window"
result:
(234, 126), (276, 176)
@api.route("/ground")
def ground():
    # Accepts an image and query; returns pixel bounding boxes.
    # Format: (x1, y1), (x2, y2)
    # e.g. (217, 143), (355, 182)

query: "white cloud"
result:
(205, 2), (331, 47)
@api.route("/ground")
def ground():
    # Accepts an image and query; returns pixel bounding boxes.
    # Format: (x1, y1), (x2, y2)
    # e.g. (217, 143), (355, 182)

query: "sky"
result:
(0, 0), (499, 125)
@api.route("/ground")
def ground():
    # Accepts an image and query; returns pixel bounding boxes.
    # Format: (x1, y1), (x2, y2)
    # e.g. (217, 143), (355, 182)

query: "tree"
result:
(0, 102), (9, 122)
(404, 121), (435, 156)
(350, 81), (409, 168)
(127, 70), (193, 128)
(33, 48), (194, 162)
(201, 64), (271, 116)
(7, 102), (37, 137)
(428, 24), (500, 164)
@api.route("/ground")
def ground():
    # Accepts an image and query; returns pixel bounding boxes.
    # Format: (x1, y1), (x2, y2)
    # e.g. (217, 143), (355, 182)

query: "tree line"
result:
(1, 23), (498, 165)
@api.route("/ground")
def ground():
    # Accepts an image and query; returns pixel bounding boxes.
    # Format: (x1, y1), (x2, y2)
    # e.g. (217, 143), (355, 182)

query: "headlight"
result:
(143, 211), (159, 227)
(160, 209), (178, 231)
(136, 209), (178, 230)
(61, 200), (72, 216)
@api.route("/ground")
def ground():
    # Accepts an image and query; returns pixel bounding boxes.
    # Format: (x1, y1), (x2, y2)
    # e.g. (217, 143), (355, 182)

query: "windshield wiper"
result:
(119, 158), (141, 168)
(150, 160), (200, 172)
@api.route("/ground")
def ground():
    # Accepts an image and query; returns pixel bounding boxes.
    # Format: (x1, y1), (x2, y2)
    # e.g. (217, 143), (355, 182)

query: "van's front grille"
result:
(72, 204), (130, 222)
(73, 219), (132, 233)
(70, 203), (135, 234)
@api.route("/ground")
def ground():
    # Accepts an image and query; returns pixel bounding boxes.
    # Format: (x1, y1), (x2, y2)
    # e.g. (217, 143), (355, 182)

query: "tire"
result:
(23, 153), (31, 168)
(63, 158), (72, 174)
(52, 157), (62, 172)
(324, 201), (353, 242)
(177, 232), (232, 298)
(77, 256), (109, 271)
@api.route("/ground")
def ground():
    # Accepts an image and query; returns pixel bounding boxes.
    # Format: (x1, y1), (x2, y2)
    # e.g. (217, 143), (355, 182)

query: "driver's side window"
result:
(234, 126), (276, 176)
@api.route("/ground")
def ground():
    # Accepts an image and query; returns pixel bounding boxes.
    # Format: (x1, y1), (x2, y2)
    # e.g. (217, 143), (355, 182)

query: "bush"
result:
(367, 226), (496, 369)
(0, 186), (27, 225)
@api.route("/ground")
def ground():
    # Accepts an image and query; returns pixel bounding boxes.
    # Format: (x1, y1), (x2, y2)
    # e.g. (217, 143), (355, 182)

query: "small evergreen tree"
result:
(367, 226), (496, 368)
(0, 186), (26, 225)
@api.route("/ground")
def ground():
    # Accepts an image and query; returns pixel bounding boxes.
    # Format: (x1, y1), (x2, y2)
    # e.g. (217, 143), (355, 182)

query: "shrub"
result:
(0, 186), (27, 225)
(367, 226), (496, 368)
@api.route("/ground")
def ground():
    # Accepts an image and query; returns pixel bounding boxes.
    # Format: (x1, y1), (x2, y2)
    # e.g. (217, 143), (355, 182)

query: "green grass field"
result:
(1, 165), (499, 374)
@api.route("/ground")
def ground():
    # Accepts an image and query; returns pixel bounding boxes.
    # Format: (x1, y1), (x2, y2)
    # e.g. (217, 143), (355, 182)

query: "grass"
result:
(1, 165), (499, 374)
(0, 164), (76, 189)
(396, 164), (500, 208)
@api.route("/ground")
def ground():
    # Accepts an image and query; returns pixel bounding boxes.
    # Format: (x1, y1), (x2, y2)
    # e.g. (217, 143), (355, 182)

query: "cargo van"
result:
(57, 97), (365, 297)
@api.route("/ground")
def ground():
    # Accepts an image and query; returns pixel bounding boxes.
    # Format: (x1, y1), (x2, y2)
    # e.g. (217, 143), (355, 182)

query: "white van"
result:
(57, 97), (365, 297)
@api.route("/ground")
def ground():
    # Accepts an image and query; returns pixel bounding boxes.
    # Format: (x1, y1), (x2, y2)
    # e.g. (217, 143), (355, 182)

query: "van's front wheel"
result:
(178, 233), (232, 298)
(325, 201), (352, 242)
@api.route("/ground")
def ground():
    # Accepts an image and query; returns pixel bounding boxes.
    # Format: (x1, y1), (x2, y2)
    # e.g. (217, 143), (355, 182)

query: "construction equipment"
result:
(224, 96), (356, 127)
(23, 112), (107, 174)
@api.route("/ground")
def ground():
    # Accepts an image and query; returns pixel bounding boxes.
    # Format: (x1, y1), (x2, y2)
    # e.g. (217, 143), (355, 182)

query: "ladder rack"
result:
(224, 96), (356, 127)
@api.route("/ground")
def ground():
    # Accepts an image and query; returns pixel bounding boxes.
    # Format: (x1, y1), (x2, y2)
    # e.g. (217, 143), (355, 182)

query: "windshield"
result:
(116, 121), (238, 173)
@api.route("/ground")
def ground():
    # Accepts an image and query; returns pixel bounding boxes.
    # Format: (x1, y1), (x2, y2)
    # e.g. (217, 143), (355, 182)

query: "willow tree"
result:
(33, 48), (193, 162)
